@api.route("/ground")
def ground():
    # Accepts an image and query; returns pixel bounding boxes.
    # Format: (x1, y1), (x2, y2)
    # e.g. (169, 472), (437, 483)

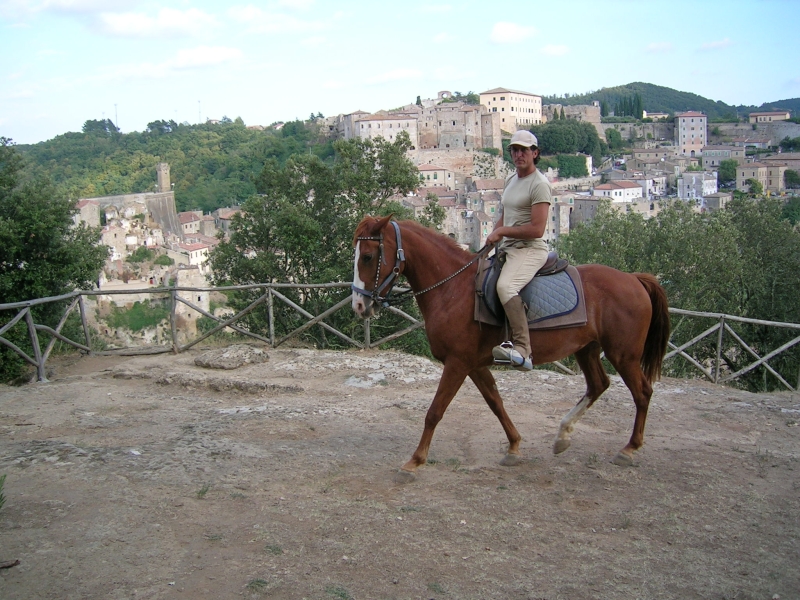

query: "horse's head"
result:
(351, 214), (403, 319)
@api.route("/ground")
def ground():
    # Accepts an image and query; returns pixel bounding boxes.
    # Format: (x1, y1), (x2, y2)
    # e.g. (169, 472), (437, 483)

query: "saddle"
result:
(474, 251), (587, 329)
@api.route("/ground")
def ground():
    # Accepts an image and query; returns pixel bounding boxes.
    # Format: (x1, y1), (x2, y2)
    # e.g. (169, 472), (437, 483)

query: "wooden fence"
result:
(2, 284), (799, 391)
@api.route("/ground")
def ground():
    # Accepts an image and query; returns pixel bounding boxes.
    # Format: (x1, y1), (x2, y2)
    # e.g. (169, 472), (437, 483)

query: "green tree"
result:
(782, 197), (800, 225)
(745, 178), (763, 196)
(415, 96), (422, 106)
(419, 193), (446, 230)
(560, 107), (566, 120)
(208, 132), (419, 347)
(718, 159), (738, 185)
(785, 169), (800, 189)
(605, 128), (624, 151)
(0, 138), (108, 380)
(556, 154), (589, 178)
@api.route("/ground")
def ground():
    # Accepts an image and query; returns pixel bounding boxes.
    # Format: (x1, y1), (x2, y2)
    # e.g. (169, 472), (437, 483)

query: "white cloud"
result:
(228, 5), (325, 33)
(277, 0), (314, 10)
(420, 4), (452, 13)
(367, 68), (422, 84)
(300, 36), (325, 47)
(542, 44), (569, 56)
(433, 32), (454, 44)
(43, 0), (137, 13)
(646, 41), (673, 53)
(700, 38), (732, 50)
(489, 22), (536, 44)
(96, 7), (215, 38)
(169, 46), (243, 70)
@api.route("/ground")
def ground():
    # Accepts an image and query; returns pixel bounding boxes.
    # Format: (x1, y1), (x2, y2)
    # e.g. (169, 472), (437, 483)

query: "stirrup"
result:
(492, 342), (533, 371)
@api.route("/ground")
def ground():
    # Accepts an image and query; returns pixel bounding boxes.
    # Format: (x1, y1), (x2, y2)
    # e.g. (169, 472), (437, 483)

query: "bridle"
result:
(352, 220), (490, 308)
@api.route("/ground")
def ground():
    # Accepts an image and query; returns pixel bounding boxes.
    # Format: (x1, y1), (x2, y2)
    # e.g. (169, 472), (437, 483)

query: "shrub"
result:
(127, 246), (155, 263)
(154, 254), (174, 266)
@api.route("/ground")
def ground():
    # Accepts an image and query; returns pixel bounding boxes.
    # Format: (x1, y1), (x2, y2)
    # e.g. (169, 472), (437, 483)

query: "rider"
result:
(486, 130), (553, 371)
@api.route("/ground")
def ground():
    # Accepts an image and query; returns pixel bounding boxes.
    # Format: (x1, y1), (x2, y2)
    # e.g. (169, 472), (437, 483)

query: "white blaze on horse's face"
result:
(352, 241), (369, 317)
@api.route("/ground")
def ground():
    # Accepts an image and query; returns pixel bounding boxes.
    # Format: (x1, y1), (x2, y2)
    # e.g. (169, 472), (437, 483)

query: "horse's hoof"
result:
(553, 439), (571, 454)
(500, 453), (522, 467)
(611, 452), (634, 467)
(394, 469), (417, 484)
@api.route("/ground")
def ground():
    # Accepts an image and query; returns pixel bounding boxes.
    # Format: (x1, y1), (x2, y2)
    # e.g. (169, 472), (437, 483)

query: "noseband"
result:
(352, 220), (406, 307)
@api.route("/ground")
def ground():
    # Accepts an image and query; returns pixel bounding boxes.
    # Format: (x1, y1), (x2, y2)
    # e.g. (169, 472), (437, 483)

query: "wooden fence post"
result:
(79, 294), (92, 354)
(170, 288), (178, 353)
(24, 308), (47, 382)
(268, 287), (275, 347)
(715, 315), (725, 384)
(364, 318), (370, 349)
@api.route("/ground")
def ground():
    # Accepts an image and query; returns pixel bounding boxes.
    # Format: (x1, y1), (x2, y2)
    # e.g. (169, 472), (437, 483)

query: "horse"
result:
(351, 215), (670, 483)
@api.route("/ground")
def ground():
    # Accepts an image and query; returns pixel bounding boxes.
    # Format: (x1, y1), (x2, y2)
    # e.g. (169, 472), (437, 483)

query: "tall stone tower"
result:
(156, 162), (171, 193)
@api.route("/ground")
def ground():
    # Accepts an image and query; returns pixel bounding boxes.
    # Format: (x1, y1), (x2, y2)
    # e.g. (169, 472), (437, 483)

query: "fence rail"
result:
(2, 284), (799, 390)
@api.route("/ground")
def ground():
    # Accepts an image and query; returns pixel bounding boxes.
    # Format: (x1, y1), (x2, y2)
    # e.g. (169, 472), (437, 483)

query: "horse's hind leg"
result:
(469, 367), (523, 466)
(608, 357), (653, 467)
(554, 343), (609, 455)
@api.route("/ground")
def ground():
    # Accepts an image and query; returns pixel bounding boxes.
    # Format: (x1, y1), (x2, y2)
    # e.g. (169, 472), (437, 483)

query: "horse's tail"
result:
(635, 273), (670, 383)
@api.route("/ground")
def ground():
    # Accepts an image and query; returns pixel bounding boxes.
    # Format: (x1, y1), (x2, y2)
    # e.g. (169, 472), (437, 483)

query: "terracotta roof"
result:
(594, 181), (643, 190)
(179, 212), (201, 224)
(675, 111), (706, 118)
(179, 242), (211, 252)
(215, 208), (241, 219)
(75, 199), (99, 208)
(418, 164), (447, 171)
(475, 179), (505, 191)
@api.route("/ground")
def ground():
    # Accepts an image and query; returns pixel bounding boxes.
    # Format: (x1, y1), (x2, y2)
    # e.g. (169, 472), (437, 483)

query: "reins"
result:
(353, 220), (491, 308)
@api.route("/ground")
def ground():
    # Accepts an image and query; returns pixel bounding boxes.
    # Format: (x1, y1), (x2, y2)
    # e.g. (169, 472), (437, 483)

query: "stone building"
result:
(736, 162), (787, 194)
(677, 171), (718, 200)
(479, 87), (543, 131)
(675, 112), (707, 157)
(701, 145), (746, 168)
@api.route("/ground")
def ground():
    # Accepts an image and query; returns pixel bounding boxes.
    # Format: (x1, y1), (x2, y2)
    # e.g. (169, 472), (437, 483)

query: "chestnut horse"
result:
(351, 215), (670, 483)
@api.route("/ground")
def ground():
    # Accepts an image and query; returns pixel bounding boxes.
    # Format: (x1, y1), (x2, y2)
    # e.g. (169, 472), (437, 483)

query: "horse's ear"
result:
(367, 214), (393, 236)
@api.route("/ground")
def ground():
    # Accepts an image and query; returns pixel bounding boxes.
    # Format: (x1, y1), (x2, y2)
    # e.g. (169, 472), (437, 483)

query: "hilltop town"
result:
(71, 86), (800, 323)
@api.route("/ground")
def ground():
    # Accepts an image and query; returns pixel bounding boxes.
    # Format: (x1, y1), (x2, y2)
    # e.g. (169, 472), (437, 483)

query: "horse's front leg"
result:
(396, 360), (469, 484)
(468, 367), (523, 466)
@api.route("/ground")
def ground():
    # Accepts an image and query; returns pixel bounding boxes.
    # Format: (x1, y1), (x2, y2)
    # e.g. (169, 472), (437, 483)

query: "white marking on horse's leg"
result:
(556, 394), (592, 443)
(352, 242), (366, 314)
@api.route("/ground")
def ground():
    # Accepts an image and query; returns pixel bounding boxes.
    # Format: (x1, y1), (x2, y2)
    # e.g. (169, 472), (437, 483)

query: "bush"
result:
(107, 300), (169, 331)
(127, 246), (155, 263)
(154, 254), (174, 266)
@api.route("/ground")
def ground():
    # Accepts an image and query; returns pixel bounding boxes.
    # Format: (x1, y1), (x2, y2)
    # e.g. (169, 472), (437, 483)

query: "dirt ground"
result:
(0, 347), (798, 600)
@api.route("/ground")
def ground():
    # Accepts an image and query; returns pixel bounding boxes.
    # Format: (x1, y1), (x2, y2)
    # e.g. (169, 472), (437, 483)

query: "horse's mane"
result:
(353, 216), (474, 260)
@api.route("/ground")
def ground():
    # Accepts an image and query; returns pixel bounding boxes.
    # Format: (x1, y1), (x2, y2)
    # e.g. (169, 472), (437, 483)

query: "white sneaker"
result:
(492, 342), (533, 371)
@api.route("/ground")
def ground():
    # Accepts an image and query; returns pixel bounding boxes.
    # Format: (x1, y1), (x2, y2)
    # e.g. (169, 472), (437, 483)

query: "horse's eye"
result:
(362, 253), (373, 264)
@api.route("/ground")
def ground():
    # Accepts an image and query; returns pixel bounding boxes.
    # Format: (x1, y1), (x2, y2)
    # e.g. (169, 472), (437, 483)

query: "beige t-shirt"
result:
(499, 168), (552, 250)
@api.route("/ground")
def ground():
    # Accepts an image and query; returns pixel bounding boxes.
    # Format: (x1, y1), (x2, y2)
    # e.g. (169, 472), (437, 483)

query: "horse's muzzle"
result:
(351, 292), (378, 319)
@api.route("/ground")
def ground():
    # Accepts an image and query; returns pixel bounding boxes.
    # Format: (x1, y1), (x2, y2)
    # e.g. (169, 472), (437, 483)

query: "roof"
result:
(418, 164), (447, 171)
(749, 111), (790, 116)
(675, 111), (707, 118)
(475, 179), (505, 191)
(594, 181), (643, 190)
(215, 208), (241, 219)
(763, 152), (800, 161)
(75, 199), (99, 208)
(179, 212), (201, 224)
(179, 242), (211, 252)
(480, 87), (540, 97)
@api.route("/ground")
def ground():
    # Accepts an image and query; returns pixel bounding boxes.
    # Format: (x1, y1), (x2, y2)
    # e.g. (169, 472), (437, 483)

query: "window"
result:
(500, 96), (505, 100)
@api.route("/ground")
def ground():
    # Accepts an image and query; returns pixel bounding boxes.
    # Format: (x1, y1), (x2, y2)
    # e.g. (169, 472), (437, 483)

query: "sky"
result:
(2, 0), (799, 145)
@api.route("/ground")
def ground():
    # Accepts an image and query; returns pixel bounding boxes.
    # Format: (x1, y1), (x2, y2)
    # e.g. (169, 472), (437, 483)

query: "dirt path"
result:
(1, 347), (798, 599)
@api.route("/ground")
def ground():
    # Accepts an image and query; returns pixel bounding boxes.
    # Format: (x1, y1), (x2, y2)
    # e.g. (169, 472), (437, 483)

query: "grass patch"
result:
(325, 586), (353, 600)
(265, 544), (283, 555)
(428, 582), (446, 594)
(246, 578), (269, 591)
(0, 474), (6, 511)
(197, 483), (212, 498)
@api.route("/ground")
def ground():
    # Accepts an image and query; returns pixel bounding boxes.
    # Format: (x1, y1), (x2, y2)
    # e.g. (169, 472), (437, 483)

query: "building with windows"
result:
(591, 180), (644, 202)
(674, 111), (707, 156)
(748, 111), (792, 124)
(677, 171), (718, 200)
(479, 87), (543, 131)
(737, 162), (788, 194)
(701, 145), (746, 168)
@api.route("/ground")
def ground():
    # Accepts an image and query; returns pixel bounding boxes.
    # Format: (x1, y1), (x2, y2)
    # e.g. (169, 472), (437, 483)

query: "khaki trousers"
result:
(496, 245), (550, 305)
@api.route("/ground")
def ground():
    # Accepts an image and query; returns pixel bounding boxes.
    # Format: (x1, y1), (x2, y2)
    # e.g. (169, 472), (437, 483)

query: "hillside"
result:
(543, 81), (799, 120)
